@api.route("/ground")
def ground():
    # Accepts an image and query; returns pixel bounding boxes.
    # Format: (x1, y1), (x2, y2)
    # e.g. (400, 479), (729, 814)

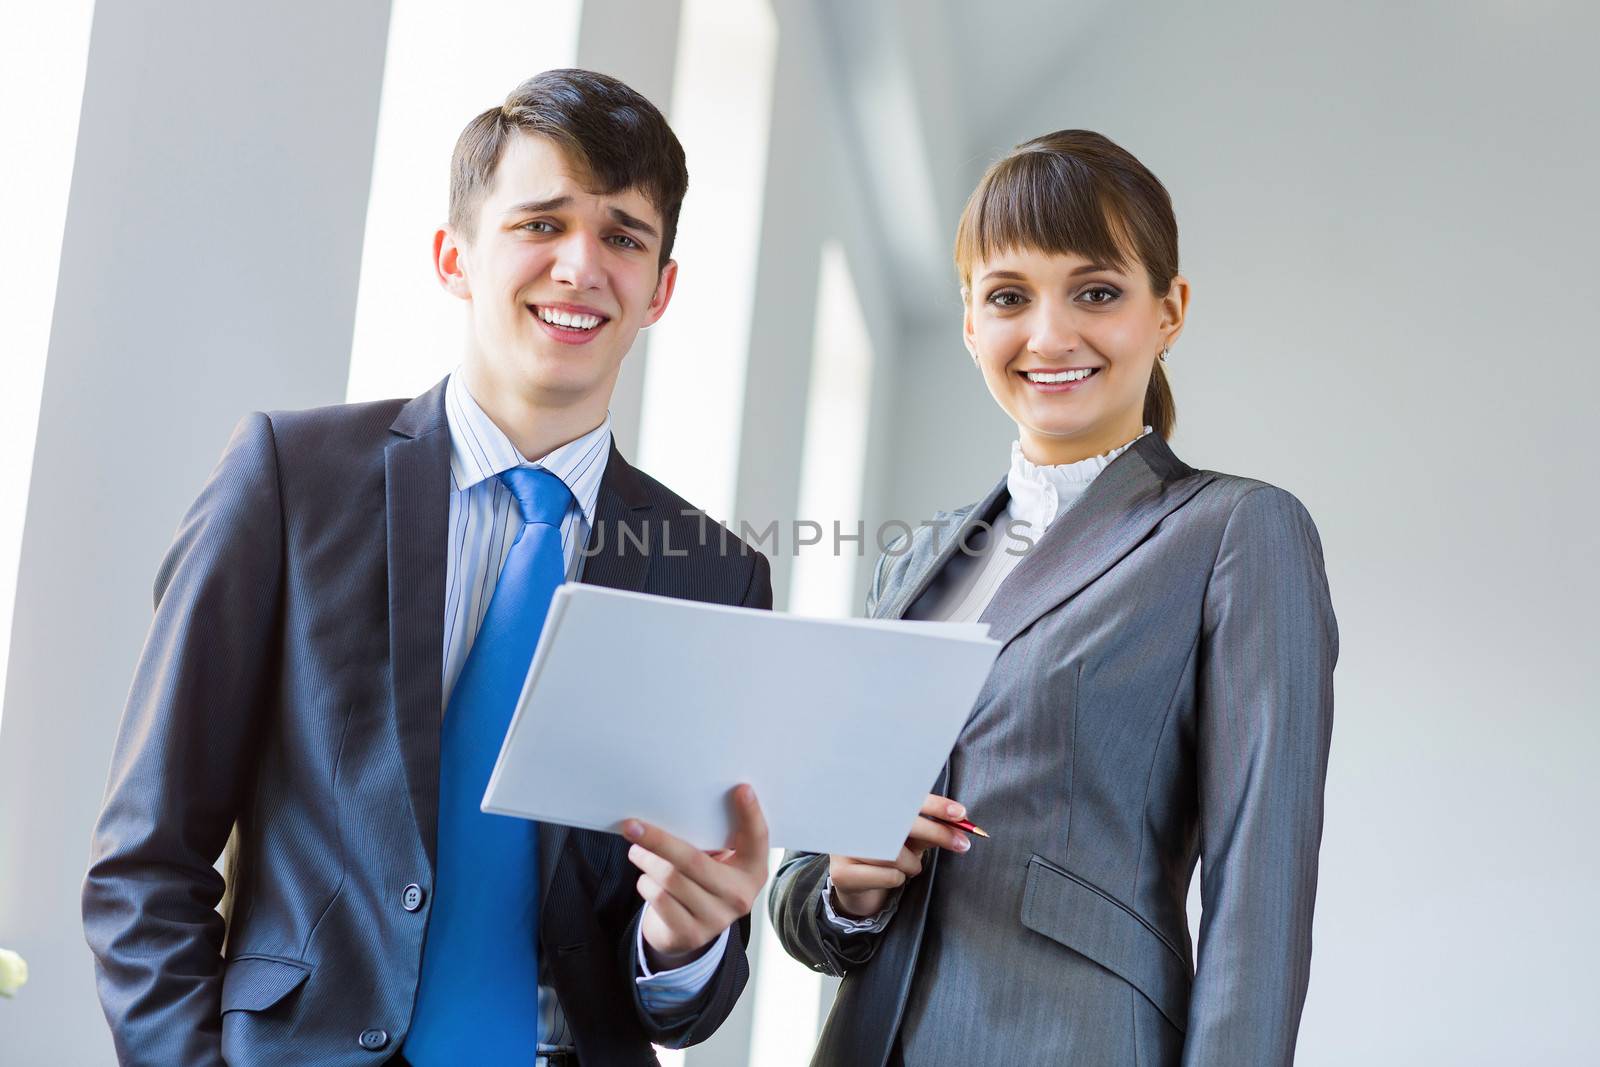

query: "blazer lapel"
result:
(878, 478), (1011, 621)
(979, 431), (1215, 649)
(540, 441), (656, 901)
(384, 378), (452, 867)
(574, 440), (654, 595)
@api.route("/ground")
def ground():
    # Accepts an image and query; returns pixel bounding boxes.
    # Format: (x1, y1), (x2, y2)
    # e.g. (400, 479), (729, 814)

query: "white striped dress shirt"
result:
(440, 371), (726, 1043)
(442, 371), (611, 708)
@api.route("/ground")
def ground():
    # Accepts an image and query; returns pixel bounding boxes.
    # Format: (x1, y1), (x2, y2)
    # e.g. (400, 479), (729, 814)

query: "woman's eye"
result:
(1080, 285), (1120, 304)
(987, 290), (1025, 307)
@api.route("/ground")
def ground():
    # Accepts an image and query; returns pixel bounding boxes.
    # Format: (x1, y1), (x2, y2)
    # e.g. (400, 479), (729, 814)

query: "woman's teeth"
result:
(537, 306), (603, 330)
(1025, 368), (1098, 383)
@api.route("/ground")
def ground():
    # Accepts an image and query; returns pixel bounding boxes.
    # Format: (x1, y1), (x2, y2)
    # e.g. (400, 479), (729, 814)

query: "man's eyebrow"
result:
(609, 207), (659, 240)
(500, 197), (659, 241)
(504, 196), (570, 217)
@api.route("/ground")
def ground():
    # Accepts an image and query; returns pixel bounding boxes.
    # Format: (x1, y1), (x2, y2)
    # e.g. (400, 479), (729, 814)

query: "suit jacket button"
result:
(402, 883), (425, 912)
(358, 1028), (389, 1051)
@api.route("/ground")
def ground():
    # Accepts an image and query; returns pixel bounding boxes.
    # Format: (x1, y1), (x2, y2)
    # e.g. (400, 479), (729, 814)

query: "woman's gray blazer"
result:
(769, 430), (1338, 1066)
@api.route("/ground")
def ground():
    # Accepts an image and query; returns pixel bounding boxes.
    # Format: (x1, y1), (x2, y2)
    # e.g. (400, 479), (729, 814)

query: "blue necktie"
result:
(406, 466), (572, 1064)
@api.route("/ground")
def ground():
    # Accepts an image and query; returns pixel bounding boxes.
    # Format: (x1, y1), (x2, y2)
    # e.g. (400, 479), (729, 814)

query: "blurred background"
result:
(1, 0), (1595, 1062)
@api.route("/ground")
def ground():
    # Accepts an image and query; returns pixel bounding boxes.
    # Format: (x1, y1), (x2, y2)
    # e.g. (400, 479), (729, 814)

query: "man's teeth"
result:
(537, 307), (603, 330)
(1025, 368), (1098, 383)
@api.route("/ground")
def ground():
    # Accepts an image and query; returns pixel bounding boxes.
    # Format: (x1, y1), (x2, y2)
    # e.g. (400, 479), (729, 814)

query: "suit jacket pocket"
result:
(1020, 855), (1191, 1033)
(220, 954), (312, 1014)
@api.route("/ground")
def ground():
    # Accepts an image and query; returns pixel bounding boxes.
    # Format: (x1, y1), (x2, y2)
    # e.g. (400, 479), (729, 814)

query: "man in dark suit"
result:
(82, 69), (772, 1066)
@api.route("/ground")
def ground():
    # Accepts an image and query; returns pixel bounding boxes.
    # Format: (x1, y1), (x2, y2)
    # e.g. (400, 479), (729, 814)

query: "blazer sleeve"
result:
(768, 850), (895, 977)
(1184, 486), (1338, 1064)
(81, 413), (285, 1067)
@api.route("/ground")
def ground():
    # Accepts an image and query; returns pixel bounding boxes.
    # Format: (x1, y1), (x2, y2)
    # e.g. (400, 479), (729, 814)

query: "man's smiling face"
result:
(439, 131), (676, 415)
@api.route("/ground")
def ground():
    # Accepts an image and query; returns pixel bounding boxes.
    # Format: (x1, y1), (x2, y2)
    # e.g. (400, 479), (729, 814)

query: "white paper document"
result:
(482, 584), (1002, 861)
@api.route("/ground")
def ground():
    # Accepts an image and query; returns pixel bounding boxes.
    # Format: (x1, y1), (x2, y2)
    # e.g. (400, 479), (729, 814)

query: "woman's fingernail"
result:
(947, 803), (965, 820)
(954, 836), (970, 852)
(623, 820), (643, 841)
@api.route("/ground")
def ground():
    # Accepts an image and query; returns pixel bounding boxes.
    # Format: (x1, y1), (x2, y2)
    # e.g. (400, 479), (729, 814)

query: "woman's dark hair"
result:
(448, 69), (688, 268)
(954, 130), (1179, 438)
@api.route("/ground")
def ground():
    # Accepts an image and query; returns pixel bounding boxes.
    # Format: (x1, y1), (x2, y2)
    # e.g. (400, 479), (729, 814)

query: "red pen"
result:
(930, 816), (990, 839)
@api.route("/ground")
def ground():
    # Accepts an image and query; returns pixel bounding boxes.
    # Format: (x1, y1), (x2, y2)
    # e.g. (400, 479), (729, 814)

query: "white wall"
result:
(734, 0), (906, 612)
(0, 0), (95, 737)
(0, 2), (391, 1062)
(883, 2), (1600, 1060)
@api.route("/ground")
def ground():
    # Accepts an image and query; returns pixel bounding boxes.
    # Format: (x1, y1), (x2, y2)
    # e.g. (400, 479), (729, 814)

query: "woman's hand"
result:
(828, 793), (972, 919)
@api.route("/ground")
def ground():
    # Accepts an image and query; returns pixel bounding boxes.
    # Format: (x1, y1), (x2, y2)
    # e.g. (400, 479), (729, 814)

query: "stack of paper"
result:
(482, 584), (1001, 861)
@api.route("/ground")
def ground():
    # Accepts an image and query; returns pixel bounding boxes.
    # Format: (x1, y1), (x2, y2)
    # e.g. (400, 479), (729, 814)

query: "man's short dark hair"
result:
(448, 68), (689, 267)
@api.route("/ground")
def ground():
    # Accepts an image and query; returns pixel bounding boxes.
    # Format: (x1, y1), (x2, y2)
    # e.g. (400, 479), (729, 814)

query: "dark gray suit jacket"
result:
(82, 379), (772, 1065)
(770, 430), (1337, 1065)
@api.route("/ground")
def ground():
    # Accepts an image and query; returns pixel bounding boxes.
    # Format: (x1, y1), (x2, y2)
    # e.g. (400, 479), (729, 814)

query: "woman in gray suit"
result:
(769, 130), (1338, 1065)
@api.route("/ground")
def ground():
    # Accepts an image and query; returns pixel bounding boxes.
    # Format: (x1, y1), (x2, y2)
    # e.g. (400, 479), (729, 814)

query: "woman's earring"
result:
(1158, 345), (1170, 364)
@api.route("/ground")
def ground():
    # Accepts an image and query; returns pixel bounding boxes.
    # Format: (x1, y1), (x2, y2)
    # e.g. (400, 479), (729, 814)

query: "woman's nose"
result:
(549, 232), (605, 290)
(1026, 309), (1081, 358)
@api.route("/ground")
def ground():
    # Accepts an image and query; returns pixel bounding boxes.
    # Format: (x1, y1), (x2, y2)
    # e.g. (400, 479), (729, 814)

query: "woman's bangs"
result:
(959, 152), (1136, 279)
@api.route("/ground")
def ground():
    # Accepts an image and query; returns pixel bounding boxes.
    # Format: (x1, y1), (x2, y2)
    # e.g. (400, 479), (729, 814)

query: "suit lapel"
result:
(384, 379), (452, 867)
(574, 440), (654, 596)
(540, 441), (656, 902)
(878, 478), (1010, 621)
(979, 431), (1215, 649)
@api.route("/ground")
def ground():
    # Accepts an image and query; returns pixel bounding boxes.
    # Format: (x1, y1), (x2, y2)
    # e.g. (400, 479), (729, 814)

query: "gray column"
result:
(574, 0), (684, 461)
(0, 1), (391, 1062)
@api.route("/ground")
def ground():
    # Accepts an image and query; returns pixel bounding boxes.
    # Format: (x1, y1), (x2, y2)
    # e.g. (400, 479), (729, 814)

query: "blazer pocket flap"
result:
(1021, 856), (1191, 1032)
(221, 954), (312, 1014)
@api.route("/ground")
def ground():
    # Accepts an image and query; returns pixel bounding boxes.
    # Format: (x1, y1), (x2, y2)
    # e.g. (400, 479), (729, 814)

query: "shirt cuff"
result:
(634, 906), (730, 1017)
(820, 870), (901, 933)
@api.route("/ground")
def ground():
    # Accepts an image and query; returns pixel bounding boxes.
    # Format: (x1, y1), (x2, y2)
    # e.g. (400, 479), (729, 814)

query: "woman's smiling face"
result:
(965, 245), (1189, 465)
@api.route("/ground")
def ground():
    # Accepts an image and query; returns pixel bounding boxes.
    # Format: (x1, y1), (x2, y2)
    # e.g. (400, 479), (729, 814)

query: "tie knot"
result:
(499, 467), (572, 527)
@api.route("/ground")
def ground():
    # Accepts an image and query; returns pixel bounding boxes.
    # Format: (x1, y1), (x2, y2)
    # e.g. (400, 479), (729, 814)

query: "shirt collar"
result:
(1007, 425), (1153, 531)
(444, 370), (610, 527)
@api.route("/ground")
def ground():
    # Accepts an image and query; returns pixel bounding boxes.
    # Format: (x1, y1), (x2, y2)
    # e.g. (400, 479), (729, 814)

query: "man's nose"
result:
(549, 231), (605, 290)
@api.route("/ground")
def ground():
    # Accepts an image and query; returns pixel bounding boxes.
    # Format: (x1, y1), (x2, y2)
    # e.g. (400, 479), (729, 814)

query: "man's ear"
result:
(434, 228), (472, 301)
(641, 259), (678, 328)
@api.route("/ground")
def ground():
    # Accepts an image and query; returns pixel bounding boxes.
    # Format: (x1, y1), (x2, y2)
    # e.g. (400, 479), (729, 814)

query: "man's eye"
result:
(609, 234), (643, 250)
(1080, 285), (1120, 304)
(521, 220), (556, 233)
(987, 290), (1025, 307)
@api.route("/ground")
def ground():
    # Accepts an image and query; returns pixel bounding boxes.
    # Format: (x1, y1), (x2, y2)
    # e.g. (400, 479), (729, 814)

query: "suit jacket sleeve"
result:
(622, 543), (773, 1046)
(1184, 486), (1338, 1064)
(623, 908), (751, 1047)
(81, 413), (285, 1067)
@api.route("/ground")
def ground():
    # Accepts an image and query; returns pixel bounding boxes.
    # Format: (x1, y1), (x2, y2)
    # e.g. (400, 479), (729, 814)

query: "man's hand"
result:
(623, 784), (770, 970)
(828, 793), (970, 919)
